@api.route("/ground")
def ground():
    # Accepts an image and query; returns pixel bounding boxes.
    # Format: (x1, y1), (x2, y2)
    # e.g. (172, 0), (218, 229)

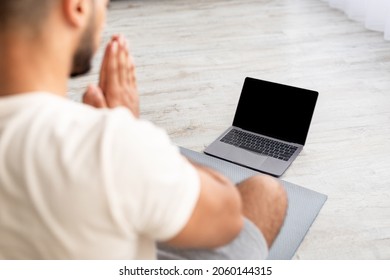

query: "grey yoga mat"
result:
(179, 147), (327, 260)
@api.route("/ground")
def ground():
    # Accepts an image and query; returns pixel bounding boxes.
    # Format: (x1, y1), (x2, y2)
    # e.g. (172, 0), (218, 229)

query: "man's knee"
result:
(238, 175), (288, 247)
(240, 175), (287, 206)
(258, 175), (287, 212)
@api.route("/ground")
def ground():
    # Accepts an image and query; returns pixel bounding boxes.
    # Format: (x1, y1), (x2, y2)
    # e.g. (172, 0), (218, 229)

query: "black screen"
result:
(233, 77), (319, 145)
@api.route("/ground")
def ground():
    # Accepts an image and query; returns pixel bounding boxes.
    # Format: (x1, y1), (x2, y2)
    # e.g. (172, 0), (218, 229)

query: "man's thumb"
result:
(83, 85), (107, 108)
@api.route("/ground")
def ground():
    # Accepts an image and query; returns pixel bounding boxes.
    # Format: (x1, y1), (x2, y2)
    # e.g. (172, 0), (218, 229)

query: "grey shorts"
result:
(157, 218), (268, 260)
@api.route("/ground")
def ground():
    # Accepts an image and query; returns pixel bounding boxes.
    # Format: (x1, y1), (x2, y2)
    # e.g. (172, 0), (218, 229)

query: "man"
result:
(0, 0), (287, 260)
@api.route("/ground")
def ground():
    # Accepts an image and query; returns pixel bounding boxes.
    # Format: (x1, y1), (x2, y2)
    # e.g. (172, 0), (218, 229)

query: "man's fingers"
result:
(126, 53), (135, 84)
(111, 34), (121, 42)
(106, 40), (119, 94)
(99, 41), (111, 90)
(123, 41), (137, 90)
(118, 36), (128, 86)
(117, 35), (136, 87)
(99, 35), (121, 91)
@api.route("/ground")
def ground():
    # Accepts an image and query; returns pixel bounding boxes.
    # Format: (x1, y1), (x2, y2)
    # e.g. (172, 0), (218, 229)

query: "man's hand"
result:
(83, 35), (140, 118)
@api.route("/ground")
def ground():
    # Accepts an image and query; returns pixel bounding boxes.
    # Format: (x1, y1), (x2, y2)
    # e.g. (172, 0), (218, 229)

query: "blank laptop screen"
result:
(232, 77), (318, 145)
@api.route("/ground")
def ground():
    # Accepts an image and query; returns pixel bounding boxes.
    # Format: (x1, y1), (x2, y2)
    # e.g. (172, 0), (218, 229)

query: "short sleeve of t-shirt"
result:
(101, 108), (200, 242)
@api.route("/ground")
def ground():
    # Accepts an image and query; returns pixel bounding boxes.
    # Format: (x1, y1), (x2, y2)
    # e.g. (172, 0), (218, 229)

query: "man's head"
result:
(0, 0), (110, 78)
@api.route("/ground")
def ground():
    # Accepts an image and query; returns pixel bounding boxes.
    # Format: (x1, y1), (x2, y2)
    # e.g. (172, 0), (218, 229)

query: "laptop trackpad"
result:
(226, 146), (267, 168)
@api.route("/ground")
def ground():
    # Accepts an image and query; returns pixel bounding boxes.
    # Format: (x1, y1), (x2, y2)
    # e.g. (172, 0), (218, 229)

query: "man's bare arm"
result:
(165, 159), (244, 249)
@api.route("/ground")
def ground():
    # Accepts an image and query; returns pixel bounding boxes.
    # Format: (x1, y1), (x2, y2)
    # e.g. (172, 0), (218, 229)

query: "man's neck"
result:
(0, 33), (70, 98)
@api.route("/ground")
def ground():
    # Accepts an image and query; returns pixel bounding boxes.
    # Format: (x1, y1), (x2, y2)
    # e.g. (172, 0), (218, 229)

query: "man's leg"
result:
(237, 175), (288, 248)
(157, 217), (268, 260)
(157, 174), (287, 260)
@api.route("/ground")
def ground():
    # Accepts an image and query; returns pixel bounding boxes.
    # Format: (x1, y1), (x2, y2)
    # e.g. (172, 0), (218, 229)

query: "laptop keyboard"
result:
(220, 129), (298, 161)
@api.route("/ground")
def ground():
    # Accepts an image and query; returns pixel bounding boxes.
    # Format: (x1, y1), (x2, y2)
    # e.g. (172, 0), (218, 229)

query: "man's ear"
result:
(61, 0), (92, 28)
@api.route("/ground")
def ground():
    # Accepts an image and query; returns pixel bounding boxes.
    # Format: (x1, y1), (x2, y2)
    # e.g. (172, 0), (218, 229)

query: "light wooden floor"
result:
(68, 0), (390, 259)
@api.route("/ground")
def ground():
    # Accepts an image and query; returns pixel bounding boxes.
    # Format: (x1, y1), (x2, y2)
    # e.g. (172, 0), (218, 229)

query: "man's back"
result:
(0, 0), (286, 260)
(0, 93), (201, 259)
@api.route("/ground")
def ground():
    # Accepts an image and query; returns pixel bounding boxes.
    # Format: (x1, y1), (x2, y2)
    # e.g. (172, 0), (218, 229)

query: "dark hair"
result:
(0, 0), (58, 31)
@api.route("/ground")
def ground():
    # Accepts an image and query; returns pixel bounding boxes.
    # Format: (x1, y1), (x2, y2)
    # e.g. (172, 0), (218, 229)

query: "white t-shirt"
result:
(0, 93), (200, 260)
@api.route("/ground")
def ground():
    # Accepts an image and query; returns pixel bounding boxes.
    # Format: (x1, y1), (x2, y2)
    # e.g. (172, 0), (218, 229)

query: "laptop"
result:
(204, 77), (319, 177)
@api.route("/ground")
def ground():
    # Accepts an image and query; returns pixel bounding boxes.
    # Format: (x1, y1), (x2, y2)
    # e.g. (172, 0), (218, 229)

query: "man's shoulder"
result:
(0, 92), (141, 141)
(3, 92), (171, 152)
(26, 92), (136, 127)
